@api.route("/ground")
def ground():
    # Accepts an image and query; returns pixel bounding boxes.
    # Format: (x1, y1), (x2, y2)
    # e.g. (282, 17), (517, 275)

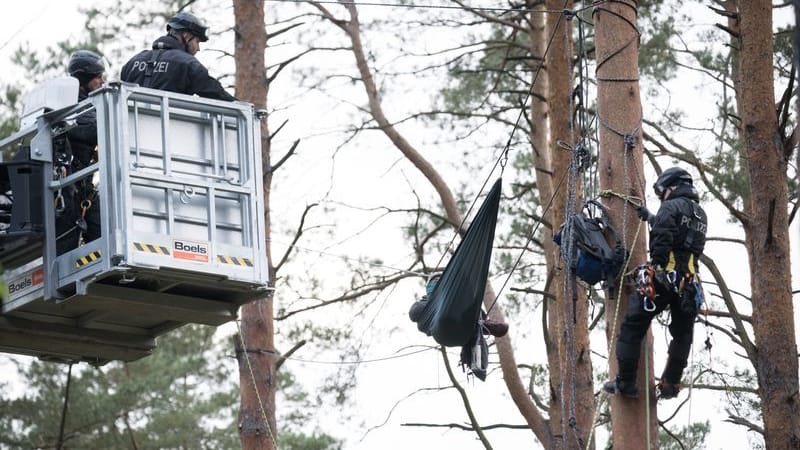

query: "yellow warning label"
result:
(133, 242), (171, 255)
(75, 251), (102, 268)
(217, 255), (254, 267)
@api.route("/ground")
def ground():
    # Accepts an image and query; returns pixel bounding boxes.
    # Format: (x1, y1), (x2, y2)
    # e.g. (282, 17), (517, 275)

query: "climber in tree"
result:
(604, 166), (707, 400)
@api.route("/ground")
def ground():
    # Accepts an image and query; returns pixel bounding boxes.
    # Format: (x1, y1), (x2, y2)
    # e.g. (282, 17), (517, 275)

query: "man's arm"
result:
(648, 202), (679, 267)
(187, 61), (237, 101)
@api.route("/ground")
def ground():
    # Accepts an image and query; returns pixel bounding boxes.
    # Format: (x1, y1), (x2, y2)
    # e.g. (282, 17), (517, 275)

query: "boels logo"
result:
(8, 268), (44, 298)
(173, 239), (210, 263)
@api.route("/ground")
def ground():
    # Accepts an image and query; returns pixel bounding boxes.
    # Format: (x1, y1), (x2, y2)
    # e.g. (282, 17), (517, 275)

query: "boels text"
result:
(8, 277), (32, 294)
(174, 241), (207, 254)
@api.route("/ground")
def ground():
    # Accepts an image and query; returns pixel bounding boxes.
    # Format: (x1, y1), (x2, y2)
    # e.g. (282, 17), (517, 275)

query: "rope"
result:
(444, 4), (573, 309)
(644, 341), (652, 450)
(266, 0), (595, 14)
(560, 4), (585, 444)
(485, 164), (571, 315)
(235, 319), (279, 450)
(56, 363), (73, 450)
(433, 146), (507, 271)
(269, 238), (427, 277)
(585, 221), (643, 450)
(688, 341), (695, 427)
(282, 347), (433, 365)
(431, 0), (577, 271)
(591, 0), (647, 401)
(597, 189), (643, 208)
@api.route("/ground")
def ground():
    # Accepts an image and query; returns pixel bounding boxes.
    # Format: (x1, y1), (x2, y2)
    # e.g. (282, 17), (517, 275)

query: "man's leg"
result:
(659, 291), (698, 399)
(604, 292), (660, 398)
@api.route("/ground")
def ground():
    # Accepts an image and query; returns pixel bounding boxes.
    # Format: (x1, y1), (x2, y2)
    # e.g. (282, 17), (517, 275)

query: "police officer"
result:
(604, 167), (708, 400)
(59, 50), (105, 252)
(120, 12), (236, 101)
(67, 50), (105, 170)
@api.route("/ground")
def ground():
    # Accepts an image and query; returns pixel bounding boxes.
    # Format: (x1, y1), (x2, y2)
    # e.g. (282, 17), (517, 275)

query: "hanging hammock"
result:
(414, 178), (501, 347)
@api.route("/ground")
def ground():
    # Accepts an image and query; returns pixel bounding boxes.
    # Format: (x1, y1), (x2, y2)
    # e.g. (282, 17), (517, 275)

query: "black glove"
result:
(636, 206), (653, 222)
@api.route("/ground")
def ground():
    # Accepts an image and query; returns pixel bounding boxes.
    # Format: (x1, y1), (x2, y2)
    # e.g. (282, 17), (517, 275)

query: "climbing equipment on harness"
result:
(634, 263), (657, 312)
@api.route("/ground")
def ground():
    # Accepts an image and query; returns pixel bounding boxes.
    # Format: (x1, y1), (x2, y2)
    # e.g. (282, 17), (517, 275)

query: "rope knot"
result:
(623, 133), (636, 151)
(573, 142), (591, 171)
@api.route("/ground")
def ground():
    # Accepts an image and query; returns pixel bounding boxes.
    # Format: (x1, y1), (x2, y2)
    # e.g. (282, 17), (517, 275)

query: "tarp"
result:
(415, 179), (501, 347)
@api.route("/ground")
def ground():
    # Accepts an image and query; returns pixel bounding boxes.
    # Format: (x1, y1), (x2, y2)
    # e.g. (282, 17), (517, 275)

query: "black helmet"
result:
(167, 12), (209, 42)
(653, 166), (692, 199)
(68, 50), (105, 78)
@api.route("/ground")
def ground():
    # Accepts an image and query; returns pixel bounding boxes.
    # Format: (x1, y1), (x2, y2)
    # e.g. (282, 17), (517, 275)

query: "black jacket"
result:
(120, 35), (236, 102)
(649, 184), (707, 273)
(66, 89), (98, 170)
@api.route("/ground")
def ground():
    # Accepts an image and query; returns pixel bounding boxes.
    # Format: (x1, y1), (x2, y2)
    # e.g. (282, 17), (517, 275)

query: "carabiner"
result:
(643, 296), (656, 312)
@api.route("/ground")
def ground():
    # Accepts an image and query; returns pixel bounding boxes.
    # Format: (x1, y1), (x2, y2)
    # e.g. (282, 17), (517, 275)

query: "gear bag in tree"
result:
(553, 200), (626, 286)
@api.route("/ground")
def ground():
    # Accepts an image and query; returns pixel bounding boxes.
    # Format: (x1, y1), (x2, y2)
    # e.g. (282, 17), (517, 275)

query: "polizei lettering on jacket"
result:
(130, 60), (170, 73)
(680, 214), (707, 234)
(173, 239), (210, 263)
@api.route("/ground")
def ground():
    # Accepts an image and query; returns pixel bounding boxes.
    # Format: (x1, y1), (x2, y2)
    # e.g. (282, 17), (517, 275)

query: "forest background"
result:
(0, 0), (798, 449)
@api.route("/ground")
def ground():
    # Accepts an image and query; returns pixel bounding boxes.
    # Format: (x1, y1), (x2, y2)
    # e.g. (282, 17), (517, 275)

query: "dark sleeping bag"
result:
(414, 179), (501, 347)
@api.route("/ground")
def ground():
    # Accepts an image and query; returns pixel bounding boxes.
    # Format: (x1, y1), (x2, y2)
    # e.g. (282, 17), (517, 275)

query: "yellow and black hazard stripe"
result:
(217, 255), (254, 267)
(75, 250), (102, 268)
(133, 242), (170, 255)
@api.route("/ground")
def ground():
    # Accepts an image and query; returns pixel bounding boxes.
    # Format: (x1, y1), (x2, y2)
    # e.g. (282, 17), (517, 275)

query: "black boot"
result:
(656, 380), (681, 399)
(603, 376), (639, 398)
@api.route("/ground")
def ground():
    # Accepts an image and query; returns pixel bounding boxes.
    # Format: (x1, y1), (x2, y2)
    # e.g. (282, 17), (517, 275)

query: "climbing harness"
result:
(634, 263), (657, 312)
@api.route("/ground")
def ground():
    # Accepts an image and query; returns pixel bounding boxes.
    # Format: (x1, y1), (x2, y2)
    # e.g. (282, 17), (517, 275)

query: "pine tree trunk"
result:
(544, 2), (595, 449)
(593, 1), (656, 448)
(233, 2), (278, 449)
(737, 1), (800, 446)
(529, 3), (562, 448)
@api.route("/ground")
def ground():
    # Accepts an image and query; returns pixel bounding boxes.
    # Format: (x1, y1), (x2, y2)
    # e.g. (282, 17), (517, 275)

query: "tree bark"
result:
(529, 3), (562, 448)
(544, 2), (595, 449)
(736, 1), (800, 447)
(593, 1), (656, 449)
(233, 2), (278, 449)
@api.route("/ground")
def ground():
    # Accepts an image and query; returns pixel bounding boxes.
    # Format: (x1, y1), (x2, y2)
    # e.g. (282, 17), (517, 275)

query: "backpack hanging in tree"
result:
(553, 200), (626, 286)
(413, 179), (501, 348)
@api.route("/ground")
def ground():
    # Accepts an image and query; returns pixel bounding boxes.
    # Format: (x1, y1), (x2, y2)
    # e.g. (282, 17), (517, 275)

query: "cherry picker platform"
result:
(0, 79), (269, 364)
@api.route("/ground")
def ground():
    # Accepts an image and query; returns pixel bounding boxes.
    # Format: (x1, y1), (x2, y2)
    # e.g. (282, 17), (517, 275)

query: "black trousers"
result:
(615, 280), (698, 384)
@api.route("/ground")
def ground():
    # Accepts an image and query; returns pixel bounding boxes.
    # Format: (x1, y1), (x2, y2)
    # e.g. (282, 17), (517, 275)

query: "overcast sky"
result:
(0, 2), (798, 449)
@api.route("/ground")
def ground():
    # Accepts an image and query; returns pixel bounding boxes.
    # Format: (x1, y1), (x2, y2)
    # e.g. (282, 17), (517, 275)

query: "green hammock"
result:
(415, 179), (501, 347)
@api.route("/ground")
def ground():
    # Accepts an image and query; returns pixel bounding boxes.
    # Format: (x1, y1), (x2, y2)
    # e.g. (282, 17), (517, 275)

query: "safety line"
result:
(266, 0), (593, 15)
(586, 221), (643, 450)
(645, 341), (652, 450)
(559, 2), (584, 445)
(283, 347), (434, 365)
(432, 146), (507, 271)
(432, 4), (574, 273)
(269, 238), (426, 277)
(56, 363), (73, 450)
(481, 4), (575, 314)
(235, 319), (280, 450)
(486, 163), (571, 315)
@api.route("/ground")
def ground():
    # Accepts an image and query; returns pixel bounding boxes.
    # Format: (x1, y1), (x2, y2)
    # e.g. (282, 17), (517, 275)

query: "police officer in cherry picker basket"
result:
(121, 12), (236, 101)
(604, 167), (708, 400)
(56, 50), (106, 252)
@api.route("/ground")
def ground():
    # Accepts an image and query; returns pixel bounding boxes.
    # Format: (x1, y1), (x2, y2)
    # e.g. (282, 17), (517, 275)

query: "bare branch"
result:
(439, 346), (494, 448)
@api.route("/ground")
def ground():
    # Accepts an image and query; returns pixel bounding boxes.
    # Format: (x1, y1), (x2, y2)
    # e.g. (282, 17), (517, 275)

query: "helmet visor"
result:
(653, 182), (665, 199)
